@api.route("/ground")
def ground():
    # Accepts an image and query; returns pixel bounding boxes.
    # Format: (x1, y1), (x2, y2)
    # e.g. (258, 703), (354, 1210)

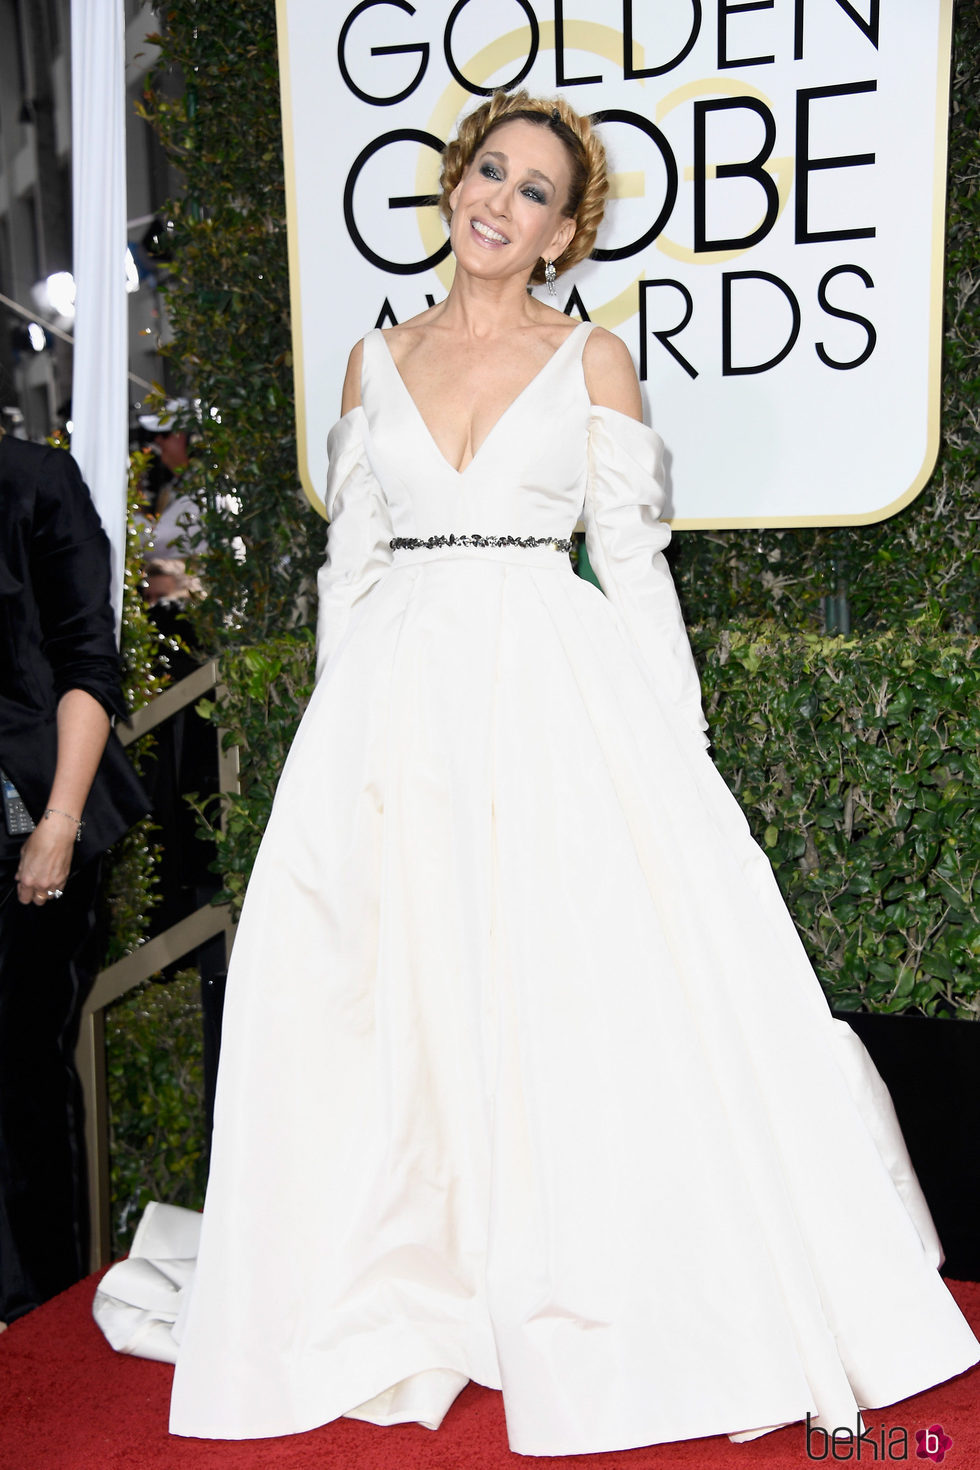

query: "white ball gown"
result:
(157, 321), (977, 1451)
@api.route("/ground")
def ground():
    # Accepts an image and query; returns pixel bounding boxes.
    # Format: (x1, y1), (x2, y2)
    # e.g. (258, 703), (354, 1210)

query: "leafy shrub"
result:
(191, 629), (316, 916)
(100, 449), (170, 961)
(137, 7), (320, 654)
(697, 621), (980, 1018)
(105, 970), (207, 1256)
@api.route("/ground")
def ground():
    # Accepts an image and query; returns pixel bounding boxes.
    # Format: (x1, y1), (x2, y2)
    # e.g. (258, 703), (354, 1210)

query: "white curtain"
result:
(70, 0), (128, 625)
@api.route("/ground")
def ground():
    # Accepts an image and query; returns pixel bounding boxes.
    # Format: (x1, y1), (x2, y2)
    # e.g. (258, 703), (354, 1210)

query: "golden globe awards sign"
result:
(275, 0), (953, 528)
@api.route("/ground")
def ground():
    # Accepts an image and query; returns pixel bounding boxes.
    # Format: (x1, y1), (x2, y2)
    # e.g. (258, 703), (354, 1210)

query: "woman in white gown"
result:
(163, 91), (978, 1452)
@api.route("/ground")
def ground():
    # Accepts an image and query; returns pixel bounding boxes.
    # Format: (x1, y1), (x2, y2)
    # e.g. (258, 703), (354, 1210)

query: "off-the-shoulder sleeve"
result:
(584, 406), (709, 749)
(315, 410), (393, 681)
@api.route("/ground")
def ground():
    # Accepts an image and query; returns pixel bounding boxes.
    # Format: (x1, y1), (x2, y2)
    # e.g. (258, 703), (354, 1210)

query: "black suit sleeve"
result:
(30, 447), (128, 722)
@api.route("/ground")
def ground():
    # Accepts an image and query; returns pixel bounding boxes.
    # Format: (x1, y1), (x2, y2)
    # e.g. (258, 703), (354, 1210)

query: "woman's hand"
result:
(15, 687), (112, 905)
(15, 812), (77, 905)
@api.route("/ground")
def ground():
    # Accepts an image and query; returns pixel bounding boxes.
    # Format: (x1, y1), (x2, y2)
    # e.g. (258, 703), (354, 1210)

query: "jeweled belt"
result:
(390, 534), (572, 553)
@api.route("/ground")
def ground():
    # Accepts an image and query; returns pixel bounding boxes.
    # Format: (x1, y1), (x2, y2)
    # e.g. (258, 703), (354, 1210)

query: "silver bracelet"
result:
(44, 807), (84, 843)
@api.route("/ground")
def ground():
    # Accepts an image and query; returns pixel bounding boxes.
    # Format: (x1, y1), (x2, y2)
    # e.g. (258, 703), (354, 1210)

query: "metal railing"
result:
(75, 658), (240, 1271)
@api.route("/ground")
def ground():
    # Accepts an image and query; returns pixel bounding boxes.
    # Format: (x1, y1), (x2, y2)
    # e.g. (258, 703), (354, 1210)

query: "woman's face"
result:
(448, 118), (577, 285)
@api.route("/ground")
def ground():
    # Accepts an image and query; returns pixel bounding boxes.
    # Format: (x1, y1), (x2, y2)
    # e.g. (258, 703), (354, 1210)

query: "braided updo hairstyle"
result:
(439, 90), (608, 285)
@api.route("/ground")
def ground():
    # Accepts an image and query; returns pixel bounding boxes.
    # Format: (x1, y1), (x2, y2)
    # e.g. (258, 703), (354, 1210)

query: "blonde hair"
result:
(143, 557), (204, 602)
(439, 90), (608, 284)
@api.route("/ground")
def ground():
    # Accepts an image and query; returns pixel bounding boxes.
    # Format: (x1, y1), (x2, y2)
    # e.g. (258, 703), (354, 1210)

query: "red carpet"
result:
(2, 1271), (978, 1470)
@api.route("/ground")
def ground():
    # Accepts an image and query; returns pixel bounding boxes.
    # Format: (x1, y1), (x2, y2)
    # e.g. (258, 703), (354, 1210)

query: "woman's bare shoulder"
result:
(340, 338), (367, 414)
(339, 317), (426, 411)
(582, 326), (642, 420)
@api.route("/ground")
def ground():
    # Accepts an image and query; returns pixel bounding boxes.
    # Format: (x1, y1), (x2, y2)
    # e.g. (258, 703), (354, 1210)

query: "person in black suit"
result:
(0, 431), (148, 1323)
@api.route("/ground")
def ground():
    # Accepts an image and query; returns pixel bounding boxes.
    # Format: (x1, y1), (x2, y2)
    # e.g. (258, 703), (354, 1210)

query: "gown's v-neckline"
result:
(375, 321), (590, 478)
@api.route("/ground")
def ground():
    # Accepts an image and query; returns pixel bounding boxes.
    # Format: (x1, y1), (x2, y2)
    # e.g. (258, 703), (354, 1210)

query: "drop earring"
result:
(545, 260), (557, 297)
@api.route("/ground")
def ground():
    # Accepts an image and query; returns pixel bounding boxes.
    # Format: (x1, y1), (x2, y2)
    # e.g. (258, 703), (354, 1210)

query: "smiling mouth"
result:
(471, 219), (509, 245)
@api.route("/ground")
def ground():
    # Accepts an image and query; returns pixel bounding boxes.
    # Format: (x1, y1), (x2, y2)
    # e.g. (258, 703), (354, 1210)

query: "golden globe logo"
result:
(279, 0), (951, 527)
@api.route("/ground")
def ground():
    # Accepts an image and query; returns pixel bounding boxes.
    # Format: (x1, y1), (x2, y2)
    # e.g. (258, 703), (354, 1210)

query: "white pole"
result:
(70, 0), (128, 627)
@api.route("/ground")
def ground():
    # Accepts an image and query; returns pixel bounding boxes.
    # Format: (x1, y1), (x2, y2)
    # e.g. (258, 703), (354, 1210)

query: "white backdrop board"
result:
(275, 0), (953, 528)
